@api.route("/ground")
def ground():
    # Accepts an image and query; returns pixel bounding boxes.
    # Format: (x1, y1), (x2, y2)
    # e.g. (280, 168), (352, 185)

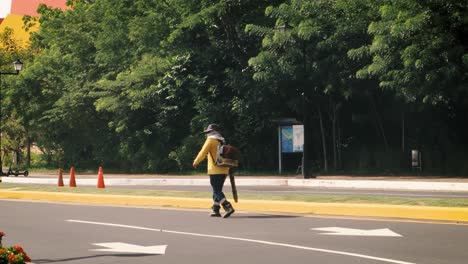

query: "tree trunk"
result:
(318, 106), (328, 172)
(332, 109), (337, 170)
(337, 111), (342, 169)
(300, 87), (313, 178)
(302, 110), (313, 178)
(367, 92), (388, 152)
(400, 109), (406, 170)
(401, 110), (405, 152)
(0, 141), (3, 174)
(0, 75), (3, 174)
(328, 99), (342, 171)
(26, 137), (31, 168)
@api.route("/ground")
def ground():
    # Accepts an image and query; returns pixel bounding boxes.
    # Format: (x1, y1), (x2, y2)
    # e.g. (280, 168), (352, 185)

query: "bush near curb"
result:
(0, 232), (31, 264)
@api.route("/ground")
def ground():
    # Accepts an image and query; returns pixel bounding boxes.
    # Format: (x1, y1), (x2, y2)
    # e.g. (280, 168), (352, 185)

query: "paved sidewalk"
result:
(3, 173), (468, 192)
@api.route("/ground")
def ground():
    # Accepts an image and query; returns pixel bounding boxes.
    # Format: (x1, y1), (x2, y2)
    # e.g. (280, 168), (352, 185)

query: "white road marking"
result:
(311, 227), (402, 237)
(68, 219), (415, 264)
(68, 220), (163, 231)
(91, 242), (167, 254)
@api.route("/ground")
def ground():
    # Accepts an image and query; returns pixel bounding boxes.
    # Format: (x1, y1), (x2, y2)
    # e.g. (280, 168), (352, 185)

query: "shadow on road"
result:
(233, 214), (300, 219)
(33, 253), (160, 263)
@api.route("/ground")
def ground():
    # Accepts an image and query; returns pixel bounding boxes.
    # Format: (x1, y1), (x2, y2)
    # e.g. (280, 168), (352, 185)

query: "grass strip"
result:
(1, 183), (468, 208)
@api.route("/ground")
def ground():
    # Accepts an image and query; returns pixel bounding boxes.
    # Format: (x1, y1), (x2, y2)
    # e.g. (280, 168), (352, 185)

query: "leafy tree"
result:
(1, 30), (31, 168)
(4, 0), (467, 175)
(357, 0), (468, 105)
(353, 0), (468, 173)
(161, 0), (284, 171)
(246, 0), (380, 175)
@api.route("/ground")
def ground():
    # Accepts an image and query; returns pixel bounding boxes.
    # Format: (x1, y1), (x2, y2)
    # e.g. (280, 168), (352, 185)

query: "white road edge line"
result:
(67, 219), (416, 264)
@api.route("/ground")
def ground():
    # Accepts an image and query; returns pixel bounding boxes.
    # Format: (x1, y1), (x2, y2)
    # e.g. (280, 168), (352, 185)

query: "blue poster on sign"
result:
(281, 125), (304, 153)
(281, 126), (293, 153)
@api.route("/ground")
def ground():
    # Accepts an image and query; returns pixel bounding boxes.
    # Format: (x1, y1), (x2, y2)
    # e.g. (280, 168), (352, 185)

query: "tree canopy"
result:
(1, 0), (467, 175)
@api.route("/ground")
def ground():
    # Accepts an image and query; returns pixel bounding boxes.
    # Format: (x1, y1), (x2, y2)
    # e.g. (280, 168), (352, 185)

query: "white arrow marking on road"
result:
(311, 227), (402, 237)
(91, 242), (167, 254)
(70, 220), (414, 264)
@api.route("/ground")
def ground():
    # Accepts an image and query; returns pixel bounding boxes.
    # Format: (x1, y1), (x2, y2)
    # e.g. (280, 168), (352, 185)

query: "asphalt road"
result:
(1, 200), (467, 264)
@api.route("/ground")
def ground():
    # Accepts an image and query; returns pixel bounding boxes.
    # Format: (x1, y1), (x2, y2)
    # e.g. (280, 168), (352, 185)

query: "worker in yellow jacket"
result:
(193, 124), (235, 218)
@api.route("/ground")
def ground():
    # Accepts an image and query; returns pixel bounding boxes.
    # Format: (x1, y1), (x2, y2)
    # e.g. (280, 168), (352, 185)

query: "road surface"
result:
(1, 200), (467, 264)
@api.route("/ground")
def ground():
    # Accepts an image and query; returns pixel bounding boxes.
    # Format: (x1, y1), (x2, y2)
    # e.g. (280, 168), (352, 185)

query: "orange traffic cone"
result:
(69, 166), (77, 187)
(58, 168), (64, 187)
(97, 166), (105, 188)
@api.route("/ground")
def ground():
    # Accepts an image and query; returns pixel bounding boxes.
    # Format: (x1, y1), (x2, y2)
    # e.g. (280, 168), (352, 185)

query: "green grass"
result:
(1, 183), (468, 208)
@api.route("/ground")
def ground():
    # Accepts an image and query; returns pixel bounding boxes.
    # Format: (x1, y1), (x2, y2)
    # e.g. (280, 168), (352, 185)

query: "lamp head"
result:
(13, 60), (23, 73)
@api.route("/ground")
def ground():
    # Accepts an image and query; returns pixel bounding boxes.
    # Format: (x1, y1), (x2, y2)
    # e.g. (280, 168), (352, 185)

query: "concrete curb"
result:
(288, 179), (468, 192)
(1, 190), (468, 222)
(3, 177), (468, 192)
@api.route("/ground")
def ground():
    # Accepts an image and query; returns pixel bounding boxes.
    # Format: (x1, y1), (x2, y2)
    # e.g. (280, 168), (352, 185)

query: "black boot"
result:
(222, 201), (235, 218)
(210, 205), (221, 217)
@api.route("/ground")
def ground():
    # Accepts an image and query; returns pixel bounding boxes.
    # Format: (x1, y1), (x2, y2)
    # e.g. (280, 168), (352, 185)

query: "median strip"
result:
(1, 189), (468, 222)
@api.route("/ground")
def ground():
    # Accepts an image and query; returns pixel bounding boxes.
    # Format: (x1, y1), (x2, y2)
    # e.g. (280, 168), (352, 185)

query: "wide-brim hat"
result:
(203, 124), (221, 133)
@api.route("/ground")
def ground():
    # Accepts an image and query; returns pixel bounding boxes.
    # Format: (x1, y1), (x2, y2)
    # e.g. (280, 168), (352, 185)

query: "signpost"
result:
(278, 122), (304, 174)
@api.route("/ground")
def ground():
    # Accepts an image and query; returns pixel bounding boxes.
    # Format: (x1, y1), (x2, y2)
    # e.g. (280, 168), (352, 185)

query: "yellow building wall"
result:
(0, 14), (39, 48)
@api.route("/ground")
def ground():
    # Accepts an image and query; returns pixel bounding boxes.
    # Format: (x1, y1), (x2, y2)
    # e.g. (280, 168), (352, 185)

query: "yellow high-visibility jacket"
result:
(193, 138), (229, 175)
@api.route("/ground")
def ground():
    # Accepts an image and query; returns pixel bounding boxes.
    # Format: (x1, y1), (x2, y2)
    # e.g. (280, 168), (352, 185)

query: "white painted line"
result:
(311, 227), (402, 237)
(68, 220), (162, 231)
(67, 219), (415, 264)
(91, 242), (167, 254)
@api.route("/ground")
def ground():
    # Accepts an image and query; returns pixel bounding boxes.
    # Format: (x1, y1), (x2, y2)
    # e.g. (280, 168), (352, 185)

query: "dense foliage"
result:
(1, 0), (467, 175)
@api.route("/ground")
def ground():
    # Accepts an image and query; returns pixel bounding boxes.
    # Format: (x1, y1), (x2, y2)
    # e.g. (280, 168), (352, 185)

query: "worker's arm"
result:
(193, 139), (212, 168)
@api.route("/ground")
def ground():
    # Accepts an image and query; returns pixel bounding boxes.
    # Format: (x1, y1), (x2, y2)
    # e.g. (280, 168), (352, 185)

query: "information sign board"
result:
(281, 125), (304, 153)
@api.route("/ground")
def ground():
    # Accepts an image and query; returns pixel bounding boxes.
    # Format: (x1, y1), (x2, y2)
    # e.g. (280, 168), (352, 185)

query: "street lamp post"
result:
(0, 59), (24, 176)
